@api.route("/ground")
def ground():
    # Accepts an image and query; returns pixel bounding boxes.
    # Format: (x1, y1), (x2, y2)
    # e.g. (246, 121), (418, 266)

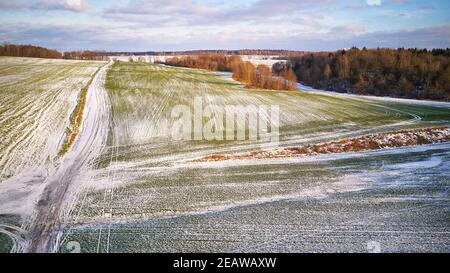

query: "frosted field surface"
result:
(56, 62), (449, 253)
(0, 57), (104, 216)
(0, 61), (449, 253)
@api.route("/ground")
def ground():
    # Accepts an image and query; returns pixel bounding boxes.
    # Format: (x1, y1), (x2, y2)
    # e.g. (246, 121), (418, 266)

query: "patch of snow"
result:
(297, 82), (450, 109)
(385, 156), (442, 170)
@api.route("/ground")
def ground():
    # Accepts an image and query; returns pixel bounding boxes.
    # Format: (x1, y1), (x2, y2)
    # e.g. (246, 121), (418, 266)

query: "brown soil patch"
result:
(192, 126), (450, 162)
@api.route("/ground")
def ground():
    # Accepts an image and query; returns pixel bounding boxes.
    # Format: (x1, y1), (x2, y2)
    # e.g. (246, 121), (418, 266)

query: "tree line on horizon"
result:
(0, 43), (62, 59)
(165, 54), (297, 91)
(108, 49), (301, 57)
(275, 47), (450, 101)
(0, 43), (108, 60)
(63, 50), (108, 61)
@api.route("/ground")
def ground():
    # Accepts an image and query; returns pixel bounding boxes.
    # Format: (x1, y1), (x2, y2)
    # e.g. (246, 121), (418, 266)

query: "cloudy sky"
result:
(0, 0), (449, 52)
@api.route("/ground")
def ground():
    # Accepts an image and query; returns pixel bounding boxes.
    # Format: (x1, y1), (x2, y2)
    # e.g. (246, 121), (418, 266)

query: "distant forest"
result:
(0, 44), (299, 59)
(0, 43), (62, 59)
(165, 54), (297, 91)
(275, 48), (450, 101)
(63, 51), (108, 61)
(0, 43), (107, 60)
(109, 49), (302, 57)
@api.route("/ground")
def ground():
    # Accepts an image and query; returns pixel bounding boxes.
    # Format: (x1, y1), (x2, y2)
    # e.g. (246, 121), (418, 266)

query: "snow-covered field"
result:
(0, 57), (106, 251)
(51, 62), (449, 253)
(0, 57), (105, 216)
(60, 142), (450, 253)
(0, 60), (449, 253)
(240, 55), (285, 66)
(108, 55), (177, 63)
(109, 55), (285, 66)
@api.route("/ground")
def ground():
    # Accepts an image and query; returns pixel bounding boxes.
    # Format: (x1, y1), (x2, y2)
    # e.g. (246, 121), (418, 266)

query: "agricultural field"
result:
(46, 62), (449, 253)
(0, 60), (449, 253)
(0, 57), (106, 251)
(0, 0), (448, 257)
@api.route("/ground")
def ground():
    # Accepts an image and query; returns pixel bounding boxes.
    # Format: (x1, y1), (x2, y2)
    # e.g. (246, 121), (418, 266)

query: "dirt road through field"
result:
(26, 62), (112, 253)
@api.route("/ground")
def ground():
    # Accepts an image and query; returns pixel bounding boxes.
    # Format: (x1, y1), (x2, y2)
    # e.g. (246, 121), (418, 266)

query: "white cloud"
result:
(35, 0), (91, 12)
(1, 21), (448, 52)
(59, 0), (90, 12)
(1, 0), (448, 51)
(0, 0), (91, 12)
(104, 0), (338, 27)
(366, 0), (382, 6)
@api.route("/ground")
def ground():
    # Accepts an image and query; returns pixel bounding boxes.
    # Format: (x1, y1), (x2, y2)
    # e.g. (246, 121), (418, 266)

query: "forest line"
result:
(0, 43), (108, 60)
(275, 48), (450, 101)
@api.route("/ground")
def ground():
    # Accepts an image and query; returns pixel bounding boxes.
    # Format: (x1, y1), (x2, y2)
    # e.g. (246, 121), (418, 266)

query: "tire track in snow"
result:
(0, 224), (27, 253)
(25, 62), (112, 253)
(0, 60), (101, 180)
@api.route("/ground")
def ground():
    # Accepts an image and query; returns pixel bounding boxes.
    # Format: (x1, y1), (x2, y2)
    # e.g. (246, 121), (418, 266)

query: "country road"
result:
(26, 62), (112, 253)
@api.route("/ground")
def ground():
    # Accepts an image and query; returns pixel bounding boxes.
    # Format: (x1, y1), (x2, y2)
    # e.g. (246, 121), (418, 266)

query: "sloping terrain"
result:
(54, 62), (449, 253)
(0, 57), (105, 251)
(0, 60), (448, 252)
(0, 58), (103, 182)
